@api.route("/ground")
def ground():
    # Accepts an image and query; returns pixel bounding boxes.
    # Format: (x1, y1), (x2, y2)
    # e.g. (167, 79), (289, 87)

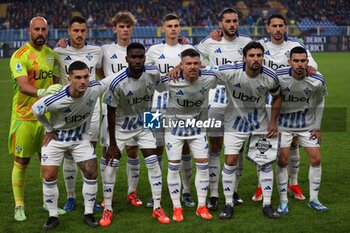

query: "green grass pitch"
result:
(0, 53), (349, 232)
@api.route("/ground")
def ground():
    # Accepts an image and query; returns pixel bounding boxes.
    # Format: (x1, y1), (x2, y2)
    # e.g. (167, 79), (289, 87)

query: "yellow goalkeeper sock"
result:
(12, 161), (27, 207)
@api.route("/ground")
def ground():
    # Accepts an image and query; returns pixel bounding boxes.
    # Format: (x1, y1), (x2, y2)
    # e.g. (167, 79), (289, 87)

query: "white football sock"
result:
(209, 151), (220, 197)
(83, 177), (97, 215)
(260, 165), (273, 206)
(180, 154), (192, 194)
(195, 162), (209, 207)
(103, 159), (119, 211)
(222, 163), (236, 206)
(145, 155), (162, 210)
(63, 156), (77, 199)
(276, 165), (288, 201)
(289, 147), (300, 186)
(309, 164), (321, 201)
(167, 162), (181, 208)
(43, 179), (59, 217)
(127, 157), (140, 194)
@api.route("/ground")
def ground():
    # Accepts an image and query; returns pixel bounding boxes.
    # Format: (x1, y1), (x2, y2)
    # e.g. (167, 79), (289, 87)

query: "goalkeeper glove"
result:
(37, 84), (63, 98)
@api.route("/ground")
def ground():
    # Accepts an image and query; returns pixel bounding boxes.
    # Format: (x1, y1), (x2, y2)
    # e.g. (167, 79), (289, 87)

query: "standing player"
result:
(32, 61), (114, 230)
(251, 14), (318, 202)
(99, 11), (144, 226)
(145, 13), (196, 208)
(54, 16), (103, 212)
(196, 8), (251, 210)
(207, 42), (282, 219)
(103, 42), (170, 224)
(275, 46), (328, 214)
(210, 13), (318, 202)
(8, 16), (64, 221)
(161, 48), (214, 221)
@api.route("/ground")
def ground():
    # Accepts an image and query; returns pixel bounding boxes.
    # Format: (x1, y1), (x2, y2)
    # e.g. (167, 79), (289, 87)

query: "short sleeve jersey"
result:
(101, 43), (128, 76)
(103, 66), (162, 133)
(210, 63), (280, 133)
(54, 44), (103, 86)
(277, 67), (327, 131)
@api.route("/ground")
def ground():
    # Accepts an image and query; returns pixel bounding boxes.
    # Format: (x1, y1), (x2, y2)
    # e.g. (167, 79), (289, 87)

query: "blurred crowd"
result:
(0, 0), (349, 30)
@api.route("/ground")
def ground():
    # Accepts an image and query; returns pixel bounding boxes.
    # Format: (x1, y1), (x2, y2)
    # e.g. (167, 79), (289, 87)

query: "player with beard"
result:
(8, 16), (63, 221)
(275, 46), (328, 213)
(251, 14), (318, 202)
(195, 8), (251, 210)
(54, 16), (104, 212)
(205, 42), (282, 219)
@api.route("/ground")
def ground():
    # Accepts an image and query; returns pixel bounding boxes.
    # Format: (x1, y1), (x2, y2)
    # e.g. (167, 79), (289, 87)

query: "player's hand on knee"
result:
(106, 144), (121, 165)
(210, 29), (223, 41)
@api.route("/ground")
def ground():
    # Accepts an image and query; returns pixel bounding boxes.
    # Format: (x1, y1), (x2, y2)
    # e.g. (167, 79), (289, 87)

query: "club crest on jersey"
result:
(16, 63), (22, 72)
(199, 86), (207, 95)
(146, 82), (154, 90)
(47, 56), (53, 64)
(285, 51), (290, 59)
(238, 48), (243, 56)
(303, 87), (312, 96)
(86, 99), (94, 107)
(86, 53), (93, 61)
(256, 85), (266, 94)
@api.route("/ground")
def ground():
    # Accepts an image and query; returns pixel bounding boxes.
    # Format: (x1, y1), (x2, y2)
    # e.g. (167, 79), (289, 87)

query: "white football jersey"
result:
(209, 63), (280, 133)
(196, 34), (252, 106)
(103, 65), (162, 133)
(101, 43), (128, 76)
(146, 41), (194, 113)
(277, 67), (327, 131)
(162, 70), (217, 138)
(146, 41), (194, 75)
(258, 36), (317, 71)
(32, 79), (110, 142)
(195, 35), (252, 66)
(54, 44), (103, 86)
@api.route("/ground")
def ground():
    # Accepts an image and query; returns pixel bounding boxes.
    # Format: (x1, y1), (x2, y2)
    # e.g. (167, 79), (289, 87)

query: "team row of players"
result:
(9, 9), (327, 230)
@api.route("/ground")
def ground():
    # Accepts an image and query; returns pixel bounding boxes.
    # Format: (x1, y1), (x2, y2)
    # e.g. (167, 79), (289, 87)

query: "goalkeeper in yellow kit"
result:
(8, 16), (64, 221)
